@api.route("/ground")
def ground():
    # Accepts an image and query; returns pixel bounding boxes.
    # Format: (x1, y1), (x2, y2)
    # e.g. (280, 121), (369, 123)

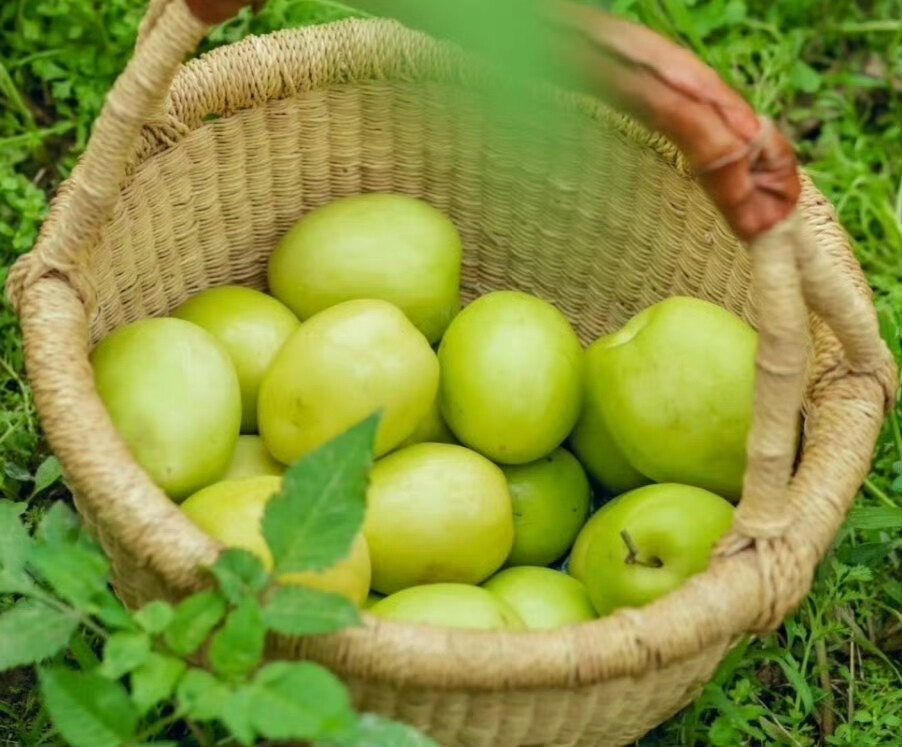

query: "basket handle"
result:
(544, 5), (896, 544)
(6, 0), (896, 546)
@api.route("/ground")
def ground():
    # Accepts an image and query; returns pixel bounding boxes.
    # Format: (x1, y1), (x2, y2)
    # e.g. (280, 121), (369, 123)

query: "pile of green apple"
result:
(91, 192), (761, 632)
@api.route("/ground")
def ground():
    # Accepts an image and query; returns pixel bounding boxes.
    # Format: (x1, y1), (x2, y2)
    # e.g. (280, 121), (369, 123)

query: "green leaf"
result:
(32, 456), (63, 496)
(249, 661), (355, 742)
(878, 304), (902, 363)
(0, 500), (35, 593)
(0, 599), (77, 671)
(210, 549), (269, 604)
(130, 653), (187, 715)
(846, 505), (902, 531)
(35, 501), (80, 545)
(134, 600), (175, 634)
(263, 586), (361, 636)
(164, 590), (228, 657)
(39, 667), (138, 747)
(321, 713), (439, 747)
(263, 414), (378, 575)
(99, 632), (152, 680)
(789, 60), (822, 93)
(91, 589), (137, 631)
(177, 668), (230, 722)
(28, 540), (110, 610)
(221, 686), (256, 747)
(209, 597), (266, 680)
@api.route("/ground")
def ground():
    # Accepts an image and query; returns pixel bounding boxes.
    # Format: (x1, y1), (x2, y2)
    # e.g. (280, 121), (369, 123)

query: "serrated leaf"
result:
(39, 667), (138, 747)
(0, 599), (78, 671)
(177, 668), (230, 722)
(32, 456), (63, 496)
(846, 505), (902, 531)
(320, 713), (439, 747)
(134, 600), (175, 634)
(0, 500), (35, 593)
(130, 653), (187, 715)
(249, 661), (355, 742)
(91, 589), (137, 631)
(28, 540), (110, 610)
(164, 591), (227, 657)
(209, 597), (265, 680)
(99, 632), (151, 680)
(221, 686), (256, 747)
(263, 586), (361, 636)
(210, 549), (269, 604)
(35, 501), (80, 545)
(263, 414), (377, 575)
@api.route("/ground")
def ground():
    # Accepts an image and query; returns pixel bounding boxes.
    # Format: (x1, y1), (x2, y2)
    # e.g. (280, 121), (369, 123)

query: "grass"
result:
(2, 0), (902, 745)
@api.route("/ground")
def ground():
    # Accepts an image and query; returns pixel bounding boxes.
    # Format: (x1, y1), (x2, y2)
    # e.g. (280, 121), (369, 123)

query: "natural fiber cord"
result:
(6, 7), (896, 746)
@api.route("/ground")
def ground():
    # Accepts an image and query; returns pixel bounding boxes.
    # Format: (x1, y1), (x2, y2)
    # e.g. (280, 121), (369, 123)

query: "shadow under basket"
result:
(8, 13), (895, 747)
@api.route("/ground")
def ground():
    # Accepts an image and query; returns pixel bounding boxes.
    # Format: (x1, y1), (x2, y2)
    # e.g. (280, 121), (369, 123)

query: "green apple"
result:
(585, 296), (758, 500)
(364, 592), (385, 609)
(568, 483), (734, 616)
(397, 395), (457, 449)
(483, 566), (596, 629)
(221, 435), (285, 480)
(368, 583), (525, 630)
(181, 475), (371, 605)
(364, 443), (514, 594)
(90, 317), (241, 500)
(438, 290), (584, 464)
(268, 193), (462, 343)
(172, 285), (299, 433)
(569, 388), (649, 496)
(502, 447), (591, 567)
(258, 299), (439, 464)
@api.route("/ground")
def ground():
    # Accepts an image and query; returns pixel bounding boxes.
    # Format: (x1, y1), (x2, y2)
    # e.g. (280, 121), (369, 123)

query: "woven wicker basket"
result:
(6, 2), (898, 745)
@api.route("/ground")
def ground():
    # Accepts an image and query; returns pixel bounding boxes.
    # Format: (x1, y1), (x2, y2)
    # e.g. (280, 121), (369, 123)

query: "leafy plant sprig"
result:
(0, 414), (436, 747)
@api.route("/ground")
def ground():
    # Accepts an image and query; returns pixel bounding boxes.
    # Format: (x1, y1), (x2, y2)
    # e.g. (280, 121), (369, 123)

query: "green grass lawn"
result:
(3, 1), (902, 745)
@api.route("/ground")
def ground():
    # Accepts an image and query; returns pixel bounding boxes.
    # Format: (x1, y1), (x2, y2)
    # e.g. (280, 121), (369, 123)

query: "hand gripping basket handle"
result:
(7, 0), (895, 548)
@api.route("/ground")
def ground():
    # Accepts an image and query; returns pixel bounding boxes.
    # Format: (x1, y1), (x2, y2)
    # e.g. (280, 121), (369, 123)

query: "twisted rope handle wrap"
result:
(6, 1), (896, 591)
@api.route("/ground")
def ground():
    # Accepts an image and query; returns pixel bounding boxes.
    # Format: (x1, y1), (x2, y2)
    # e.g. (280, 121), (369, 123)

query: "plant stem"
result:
(862, 478), (897, 508)
(68, 631), (101, 670)
(134, 711), (183, 743)
(833, 20), (902, 33)
(620, 530), (663, 568)
(814, 637), (835, 738)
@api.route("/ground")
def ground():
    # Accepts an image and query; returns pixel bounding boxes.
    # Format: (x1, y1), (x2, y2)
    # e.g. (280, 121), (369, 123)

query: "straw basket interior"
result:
(18, 18), (888, 747)
(82, 30), (762, 348)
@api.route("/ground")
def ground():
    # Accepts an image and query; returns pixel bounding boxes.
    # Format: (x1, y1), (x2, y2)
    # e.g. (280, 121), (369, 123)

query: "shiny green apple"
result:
(502, 447), (591, 567)
(90, 317), (241, 500)
(172, 285), (299, 433)
(221, 435), (285, 480)
(585, 296), (758, 500)
(438, 290), (584, 464)
(483, 566), (596, 629)
(268, 193), (462, 343)
(568, 483), (734, 616)
(368, 583), (525, 630)
(568, 385), (650, 496)
(364, 443), (514, 594)
(397, 394), (457, 449)
(181, 475), (371, 605)
(258, 299), (439, 464)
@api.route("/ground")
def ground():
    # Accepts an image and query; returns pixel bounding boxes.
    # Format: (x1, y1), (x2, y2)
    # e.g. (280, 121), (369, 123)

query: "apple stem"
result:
(620, 529), (663, 569)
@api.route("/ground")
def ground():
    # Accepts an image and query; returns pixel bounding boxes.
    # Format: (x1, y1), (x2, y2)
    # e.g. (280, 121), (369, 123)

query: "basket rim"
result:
(17, 17), (891, 692)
